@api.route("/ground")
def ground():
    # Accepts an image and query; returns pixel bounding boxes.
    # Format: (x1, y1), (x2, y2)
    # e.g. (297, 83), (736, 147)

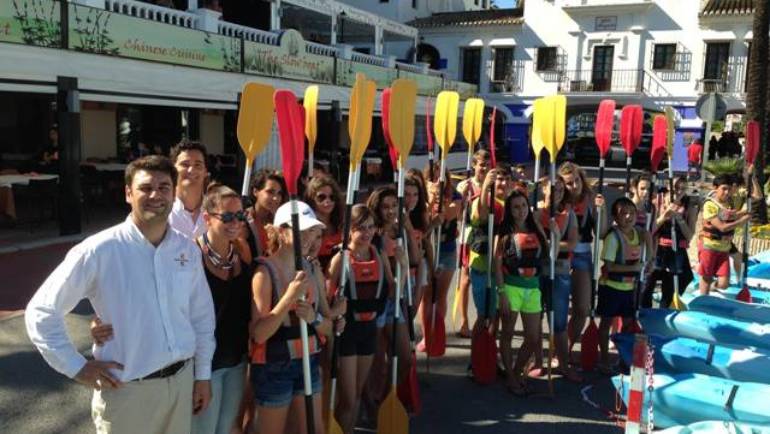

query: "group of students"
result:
(24, 137), (761, 434)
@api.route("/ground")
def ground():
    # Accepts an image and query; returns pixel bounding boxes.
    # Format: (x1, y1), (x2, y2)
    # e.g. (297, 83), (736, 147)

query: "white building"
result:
(410, 0), (754, 168)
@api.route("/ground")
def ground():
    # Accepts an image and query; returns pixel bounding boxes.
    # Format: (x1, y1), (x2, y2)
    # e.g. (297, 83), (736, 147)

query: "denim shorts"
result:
(437, 249), (458, 271)
(540, 274), (571, 333)
(470, 269), (497, 318)
(250, 356), (321, 408)
(376, 298), (407, 328)
(571, 250), (593, 272)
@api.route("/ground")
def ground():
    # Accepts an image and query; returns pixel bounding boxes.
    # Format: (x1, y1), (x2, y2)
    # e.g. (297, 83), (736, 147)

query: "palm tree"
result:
(747, 0), (768, 223)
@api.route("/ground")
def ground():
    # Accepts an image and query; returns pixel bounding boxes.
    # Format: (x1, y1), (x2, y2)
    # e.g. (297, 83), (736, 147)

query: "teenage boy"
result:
(169, 141), (209, 239)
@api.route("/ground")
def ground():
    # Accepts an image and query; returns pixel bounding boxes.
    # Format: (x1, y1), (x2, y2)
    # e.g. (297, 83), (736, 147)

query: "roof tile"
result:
(700, 0), (755, 17)
(407, 8), (525, 28)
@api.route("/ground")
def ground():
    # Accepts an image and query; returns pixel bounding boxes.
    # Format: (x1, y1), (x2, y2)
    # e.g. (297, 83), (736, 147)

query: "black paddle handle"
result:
(291, 197), (303, 272)
(667, 173), (679, 278)
(393, 194), (406, 359)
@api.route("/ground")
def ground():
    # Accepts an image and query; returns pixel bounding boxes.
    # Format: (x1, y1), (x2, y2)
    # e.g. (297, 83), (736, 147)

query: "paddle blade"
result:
(538, 97), (557, 162)
(580, 321), (599, 371)
(651, 115), (668, 171)
(349, 74), (376, 170)
(397, 353), (422, 415)
(664, 106), (677, 157)
(382, 88), (398, 170)
(595, 99), (616, 158)
(304, 85), (319, 152)
(745, 120), (760, 166)
(426, 316), (446, 357)
(390, 79), (418, 167)
(434, 91), (460, 157)
(237, 82), (275, 161)
(426, 97), (434, 153)
(489, 107), (497, 168)
(377, 388), (409, 434)
(470, 326), (497, 385)
(462, 98), (477, 147)
(620, 105), (643, 156)
(553, 95), (567, 153)
(737, 285), (753, 303)
(472, 98), (485, 145)
(670, 291), (687, 311)
(274, 89), (305, 195)
(531, 98), (545, 157)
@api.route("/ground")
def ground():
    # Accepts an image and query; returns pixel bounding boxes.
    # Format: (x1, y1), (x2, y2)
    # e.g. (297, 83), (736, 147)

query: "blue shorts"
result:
(541, 274), (571, 333)
(596, 285), (635, 319)
(437, 247), (457, 271)
(250, 356), (321, 408)
(470, 269), (497, 318)
(571, 250), (593, 272)
(376, 298), (407, 328)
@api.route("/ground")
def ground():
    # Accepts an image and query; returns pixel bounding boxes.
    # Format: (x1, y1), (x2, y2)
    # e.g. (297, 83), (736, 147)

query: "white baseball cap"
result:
(273, 201), (326, 231)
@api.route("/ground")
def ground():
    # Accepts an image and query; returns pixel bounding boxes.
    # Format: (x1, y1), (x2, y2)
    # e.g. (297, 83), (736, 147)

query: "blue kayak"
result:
(639, 309), (770, 351)
(658, 421), (770, 434)
(687, 296), (770, 325)
(613, 373), (770, 429)
(613, 333), (770, 384)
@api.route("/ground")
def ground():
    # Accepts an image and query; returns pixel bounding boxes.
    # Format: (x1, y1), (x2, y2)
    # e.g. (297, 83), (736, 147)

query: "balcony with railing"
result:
(697, 58), (748, 96)
(558, 69), (643, 93)
(0, 0), (475, 97)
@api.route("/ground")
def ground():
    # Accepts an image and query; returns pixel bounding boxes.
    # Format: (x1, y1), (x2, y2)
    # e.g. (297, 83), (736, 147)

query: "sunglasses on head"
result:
(211, 211), (247, 223)
(315, 193), (333, 202)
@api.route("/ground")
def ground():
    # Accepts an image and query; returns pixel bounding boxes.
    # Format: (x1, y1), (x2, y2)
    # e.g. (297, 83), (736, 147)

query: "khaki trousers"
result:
(92, 361), (193, 434)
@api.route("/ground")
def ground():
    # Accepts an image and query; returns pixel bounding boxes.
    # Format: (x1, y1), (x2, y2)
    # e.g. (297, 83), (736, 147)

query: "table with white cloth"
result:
(0, 174), (59, 220)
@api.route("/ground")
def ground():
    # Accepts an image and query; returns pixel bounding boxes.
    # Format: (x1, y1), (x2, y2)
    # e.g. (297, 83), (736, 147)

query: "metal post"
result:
(57, 76), (82, 235)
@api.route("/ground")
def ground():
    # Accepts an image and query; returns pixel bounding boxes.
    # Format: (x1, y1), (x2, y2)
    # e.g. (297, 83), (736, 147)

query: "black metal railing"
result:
(558, 69), (643, 93)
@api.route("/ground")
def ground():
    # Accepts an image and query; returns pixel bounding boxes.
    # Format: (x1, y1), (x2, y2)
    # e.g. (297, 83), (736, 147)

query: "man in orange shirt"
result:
(687, 139), (703, 181)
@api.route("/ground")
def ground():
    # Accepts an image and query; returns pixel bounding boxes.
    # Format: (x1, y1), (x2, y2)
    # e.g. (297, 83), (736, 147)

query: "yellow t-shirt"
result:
(701, 199), (733, 252)
(599, 228), (640, 291)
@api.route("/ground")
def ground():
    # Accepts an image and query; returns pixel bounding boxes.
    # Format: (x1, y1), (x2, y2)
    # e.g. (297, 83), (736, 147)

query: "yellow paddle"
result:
(236, 82), (275, 196)
(304, 85), (319, 175)
(378, 78), (417, 434)
(540, 95), (566, 397)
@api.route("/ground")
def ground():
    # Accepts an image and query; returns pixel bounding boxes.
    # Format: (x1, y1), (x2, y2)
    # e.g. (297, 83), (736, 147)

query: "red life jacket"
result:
(502, 232), (542, 278)
(539, 207), (571, 260)
(346, 246), (385, 322)
(601, 228), (642, 287)
(250, 258), (320, 364)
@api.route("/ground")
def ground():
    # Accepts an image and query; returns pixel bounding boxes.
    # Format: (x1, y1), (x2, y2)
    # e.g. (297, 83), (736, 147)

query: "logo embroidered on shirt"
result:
(174, 253), (189, 267)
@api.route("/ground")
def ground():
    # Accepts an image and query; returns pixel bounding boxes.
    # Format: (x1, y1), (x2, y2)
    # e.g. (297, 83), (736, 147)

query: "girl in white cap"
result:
(249, 201), (337, 434)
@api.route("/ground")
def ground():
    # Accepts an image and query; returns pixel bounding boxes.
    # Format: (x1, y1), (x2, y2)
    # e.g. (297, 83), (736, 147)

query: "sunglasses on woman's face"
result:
(211, 211), (247, 223)
(315, 193), (333, 203)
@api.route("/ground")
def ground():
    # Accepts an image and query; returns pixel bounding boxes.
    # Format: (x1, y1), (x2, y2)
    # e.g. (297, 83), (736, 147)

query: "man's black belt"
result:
(139, 360), (186, 381)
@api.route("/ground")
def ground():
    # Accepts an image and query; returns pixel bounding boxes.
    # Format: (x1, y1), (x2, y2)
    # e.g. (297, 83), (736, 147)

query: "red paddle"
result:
(738, 120), (760, 304)
(382, 88), (398, 182)
(620, 105), (643, 194)
(582, 99), (615, 372)
(651, 115), (667, 172)
(274, 89), (316, 434)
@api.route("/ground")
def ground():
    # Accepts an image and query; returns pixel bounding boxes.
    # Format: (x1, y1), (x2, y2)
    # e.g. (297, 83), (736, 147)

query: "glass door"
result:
(591, 45), (614, 92)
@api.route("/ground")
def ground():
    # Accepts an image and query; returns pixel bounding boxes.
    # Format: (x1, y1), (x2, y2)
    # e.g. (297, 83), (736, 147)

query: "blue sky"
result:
(495, 0), (517, 7)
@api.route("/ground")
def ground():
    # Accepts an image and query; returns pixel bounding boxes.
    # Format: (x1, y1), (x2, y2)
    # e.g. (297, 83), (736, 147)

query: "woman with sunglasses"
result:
(244, 169), (288, 260)
(250, 201), (335, 434)
(305, 174), (344, 274)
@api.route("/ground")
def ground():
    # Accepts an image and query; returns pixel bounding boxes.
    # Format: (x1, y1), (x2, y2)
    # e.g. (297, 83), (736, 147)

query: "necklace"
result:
(202, 233), (237, 270)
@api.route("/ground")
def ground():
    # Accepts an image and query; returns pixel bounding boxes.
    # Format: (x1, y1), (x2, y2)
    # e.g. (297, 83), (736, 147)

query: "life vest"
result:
(469, 197), (504, 255)
(700, 198), (737, 242)
(502, 231), (542, 278)
(319, 231), (342, 259)
(539, 207), (571, 260)
(634, 203), (649, 230)
(250, 258), (320, 364)
(601, 227), (642, 287)
(573, 196), (595, 244)
(658, 196), (690, 249)
(345, 246), (386, 322)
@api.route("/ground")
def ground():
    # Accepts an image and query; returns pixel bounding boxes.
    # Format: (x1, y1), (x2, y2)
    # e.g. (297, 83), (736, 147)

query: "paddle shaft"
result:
(667, 161), (681, 306)
(289, 197), (316, 434)
(484, 182), (494, 321)
(241, 161), (253, 197)
(741, 169), (753, 289)
(547, 160), (557, 396)
(533, 154), (540, 208)
(624, 156), (632, 198)
(591, 158), (606, 318)
(392, 168), (406, 388)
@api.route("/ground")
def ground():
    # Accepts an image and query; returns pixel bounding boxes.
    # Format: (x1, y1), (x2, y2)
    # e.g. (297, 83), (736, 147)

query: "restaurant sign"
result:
(244, 29), (334, 84)
(0, 0), (61, 48)
(68, 4), (241, 72)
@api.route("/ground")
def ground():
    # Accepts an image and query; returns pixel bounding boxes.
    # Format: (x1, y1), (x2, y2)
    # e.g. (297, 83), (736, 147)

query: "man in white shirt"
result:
(25, 155), (216, 434)
(168, 141), (208, 239)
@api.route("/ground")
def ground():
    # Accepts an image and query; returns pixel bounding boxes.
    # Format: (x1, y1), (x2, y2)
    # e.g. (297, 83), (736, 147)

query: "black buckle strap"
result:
(138, 360), (186, 381)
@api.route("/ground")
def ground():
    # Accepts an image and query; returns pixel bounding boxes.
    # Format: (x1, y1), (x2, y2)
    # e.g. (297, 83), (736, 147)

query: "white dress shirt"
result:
(168, 197), (206, 239)
(25, 216), (216, 382)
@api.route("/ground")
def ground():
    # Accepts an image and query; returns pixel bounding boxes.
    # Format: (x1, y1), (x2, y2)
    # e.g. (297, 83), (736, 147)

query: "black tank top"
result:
(204, 260), (253, 371)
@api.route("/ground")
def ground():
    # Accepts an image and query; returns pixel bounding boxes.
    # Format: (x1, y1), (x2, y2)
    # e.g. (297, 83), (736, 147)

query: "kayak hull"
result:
(657, 421), (770, 434)
(613, 333), (770, 384)
(613, 373), (770, 429)
(687, 296), (770, 325)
